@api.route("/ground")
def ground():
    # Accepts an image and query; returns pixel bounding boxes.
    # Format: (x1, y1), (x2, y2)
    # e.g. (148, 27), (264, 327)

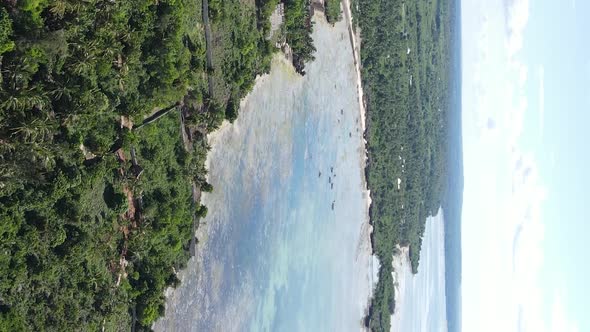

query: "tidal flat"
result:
(154, 13), (373, 332)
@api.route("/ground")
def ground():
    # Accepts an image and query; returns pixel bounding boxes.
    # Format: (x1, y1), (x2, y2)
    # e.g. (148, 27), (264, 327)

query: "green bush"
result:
(0, 8), (14, 55)
(284, 0), (316, 74)
(325, 0), (342, 23)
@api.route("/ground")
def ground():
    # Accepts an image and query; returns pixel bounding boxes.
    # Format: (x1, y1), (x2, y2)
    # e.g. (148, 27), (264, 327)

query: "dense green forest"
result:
(325, 0), (343, 24)
(284, 0), (316, 74)
(354, 0), (453, 330)
(0, 0), (304, 329)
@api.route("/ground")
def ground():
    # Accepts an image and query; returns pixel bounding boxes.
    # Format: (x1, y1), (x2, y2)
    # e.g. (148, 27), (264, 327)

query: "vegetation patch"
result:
(0, 0), (284, 330)
(284, 0), (316, 74)
(353, 0), (455, 330)
(325, 0), (342, 24)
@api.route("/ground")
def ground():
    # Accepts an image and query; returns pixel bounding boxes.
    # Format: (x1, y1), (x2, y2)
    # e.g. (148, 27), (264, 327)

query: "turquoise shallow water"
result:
(154, 15), (373, 332)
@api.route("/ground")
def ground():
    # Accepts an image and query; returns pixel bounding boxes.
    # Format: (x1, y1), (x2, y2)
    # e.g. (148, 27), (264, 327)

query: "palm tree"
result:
(50, 81), (78, 101)
(11, 118), (56, 144)
(1, 89), (51, 114)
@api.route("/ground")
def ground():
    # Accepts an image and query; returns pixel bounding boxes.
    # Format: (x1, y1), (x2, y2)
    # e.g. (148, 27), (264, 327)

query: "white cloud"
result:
(462, 2), (578, 332)
(505, 0), (530, 57)
(538, 66), (545, 139)
(550, 293), (579, 332)
(548, 149), (556, 169)
(509, 150), (547, 332)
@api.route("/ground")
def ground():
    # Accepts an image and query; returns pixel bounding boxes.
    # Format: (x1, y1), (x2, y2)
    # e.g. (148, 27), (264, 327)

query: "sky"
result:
(461, 0), (589, 332)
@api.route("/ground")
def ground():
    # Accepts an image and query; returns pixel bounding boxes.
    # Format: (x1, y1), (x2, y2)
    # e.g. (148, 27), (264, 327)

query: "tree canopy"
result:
(354, 0), (455, 330)
(0, 0), (286, 329)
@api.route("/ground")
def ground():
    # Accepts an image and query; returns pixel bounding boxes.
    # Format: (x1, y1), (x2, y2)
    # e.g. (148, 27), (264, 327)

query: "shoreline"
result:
(207, 11), (377, 329)
(341, 0), (377, 326)
(203, 17), (375, 326)
(341, 0), (366, 133)
(391, 245), (410, 317)
(390, 209), (447, 332)
(156, 10), (375, 331)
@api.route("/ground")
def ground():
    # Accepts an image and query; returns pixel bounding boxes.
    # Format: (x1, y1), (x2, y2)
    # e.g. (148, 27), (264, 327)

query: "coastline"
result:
(204, 6), (376, 306)
(341, 0), (377, 325)
(391, 245), (410, 325)
(156, 12), (374, 331)
(202, 2), (373, 270)
(390, 209), (447, 332)
(205, 18), (375, 326)
(341, 0), (366, 133)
